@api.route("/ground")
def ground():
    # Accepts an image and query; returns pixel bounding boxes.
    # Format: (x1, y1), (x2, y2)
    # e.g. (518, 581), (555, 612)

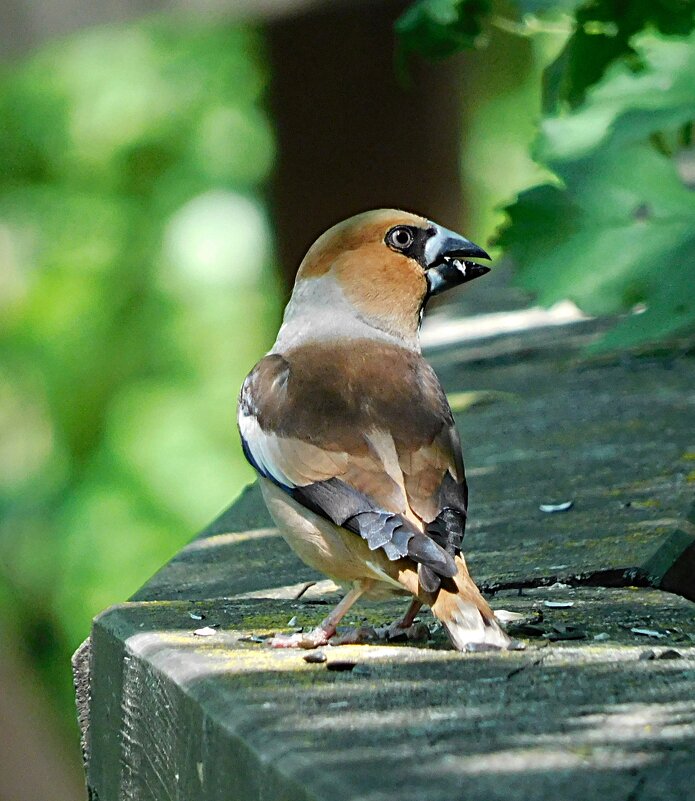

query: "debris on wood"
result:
(303, 651), (327, 664)
(293, 581), (316, 600)
(631, 627), (668, 639)
(506, 654), (547, 679)
(509, 622), (547, 638)
(545, 624), (586, 641)
(326, 660), (357, 672)
(193, 626), (218, 637)
(639, 649), (682, 661)
(626, 499), (661, 510)
(657, 649), (682, 660)
(239, 634), (271, 643)
(495, 609), (526, 623)
(539, 501), (574, 513)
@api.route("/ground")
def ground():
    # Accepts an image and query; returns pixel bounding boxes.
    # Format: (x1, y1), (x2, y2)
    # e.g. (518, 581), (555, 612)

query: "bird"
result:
(237, 209), (514, 651)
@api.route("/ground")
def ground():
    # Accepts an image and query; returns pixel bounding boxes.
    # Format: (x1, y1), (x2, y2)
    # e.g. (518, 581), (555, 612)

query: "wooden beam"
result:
(266, 1), (467, 286)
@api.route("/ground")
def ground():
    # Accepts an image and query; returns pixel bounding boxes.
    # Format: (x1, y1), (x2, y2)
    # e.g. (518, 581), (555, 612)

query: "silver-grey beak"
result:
(424, 224), (491, 296)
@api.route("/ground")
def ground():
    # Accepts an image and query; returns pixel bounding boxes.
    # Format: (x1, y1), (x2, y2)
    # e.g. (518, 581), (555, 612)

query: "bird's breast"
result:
(259, 478), (408, 594)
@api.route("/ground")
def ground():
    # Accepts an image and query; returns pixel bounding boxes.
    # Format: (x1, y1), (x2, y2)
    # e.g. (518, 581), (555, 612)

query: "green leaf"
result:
(396, 0), (694, 110)
(512, 0), (585, 14)
(498, 29), (695, 350)
(395, 0), (491, 66)
(542, 0), (695, 111)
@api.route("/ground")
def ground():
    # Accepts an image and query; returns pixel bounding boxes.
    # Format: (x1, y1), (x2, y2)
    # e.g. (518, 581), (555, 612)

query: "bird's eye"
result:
(386, 226), (415, 251)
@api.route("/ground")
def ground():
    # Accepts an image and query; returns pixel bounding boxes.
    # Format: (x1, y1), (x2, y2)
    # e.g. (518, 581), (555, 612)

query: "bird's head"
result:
(290, 209), (490, 345)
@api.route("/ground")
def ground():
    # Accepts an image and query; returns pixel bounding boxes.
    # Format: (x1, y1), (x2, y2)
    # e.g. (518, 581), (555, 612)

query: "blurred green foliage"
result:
(396, 0), (490, 65)
(399, 0), (695, 349)
(0, 19), (280, 718)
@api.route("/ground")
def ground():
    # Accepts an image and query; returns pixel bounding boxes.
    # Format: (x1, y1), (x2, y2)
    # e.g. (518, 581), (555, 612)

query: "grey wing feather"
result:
(292, 478), (456, 576)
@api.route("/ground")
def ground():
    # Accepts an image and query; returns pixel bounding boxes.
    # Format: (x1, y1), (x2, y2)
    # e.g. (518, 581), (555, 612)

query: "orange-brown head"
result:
(276, 209), (490, 351)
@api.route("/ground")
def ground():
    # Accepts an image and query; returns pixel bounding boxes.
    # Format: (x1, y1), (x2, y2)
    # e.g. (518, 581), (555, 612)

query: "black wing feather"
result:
(427, 471), (468, 555)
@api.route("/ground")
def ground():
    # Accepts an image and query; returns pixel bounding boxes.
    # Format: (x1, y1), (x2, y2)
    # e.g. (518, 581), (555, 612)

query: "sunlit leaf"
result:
(499, 29), (695, 350)
(542, 0), (695, 110)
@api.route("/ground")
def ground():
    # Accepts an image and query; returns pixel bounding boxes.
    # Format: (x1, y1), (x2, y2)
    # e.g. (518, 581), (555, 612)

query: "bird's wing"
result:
(238, 341), (468, 585)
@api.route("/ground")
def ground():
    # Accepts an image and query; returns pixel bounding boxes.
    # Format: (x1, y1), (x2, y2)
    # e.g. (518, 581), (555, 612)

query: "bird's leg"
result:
(334, 598), (430, 646)
(270, 581), (371, 649)
(397, 599), (423, 629)
(315, 581), (371, 639)
(375, 599), (428, 643)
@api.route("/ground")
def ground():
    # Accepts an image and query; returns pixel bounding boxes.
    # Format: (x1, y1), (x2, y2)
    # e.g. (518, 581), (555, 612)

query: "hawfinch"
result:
(238, 209), (512, 651)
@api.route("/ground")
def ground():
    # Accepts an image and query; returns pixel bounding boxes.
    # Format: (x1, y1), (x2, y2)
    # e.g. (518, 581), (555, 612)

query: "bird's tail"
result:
(430, 555), (511, 651)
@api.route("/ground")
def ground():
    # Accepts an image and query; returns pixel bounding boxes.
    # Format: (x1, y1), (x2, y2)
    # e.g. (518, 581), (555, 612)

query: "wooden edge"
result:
(659, 535), (695, 602)
(642, 502), (695, 602)
(71, 637), (94, 797)
(86, 606), (314, 801)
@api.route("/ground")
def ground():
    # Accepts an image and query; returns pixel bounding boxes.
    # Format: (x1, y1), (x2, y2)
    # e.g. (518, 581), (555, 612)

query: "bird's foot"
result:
(325, 621), (430, 646)
(374, 620), (430, 644)
(268, 626), (332, 649)
(331, 625), (379, 645)
(269, 620), (431, 649)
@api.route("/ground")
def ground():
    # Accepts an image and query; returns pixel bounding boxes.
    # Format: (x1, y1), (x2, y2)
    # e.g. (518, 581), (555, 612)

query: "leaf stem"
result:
(489, 14), (573, 38)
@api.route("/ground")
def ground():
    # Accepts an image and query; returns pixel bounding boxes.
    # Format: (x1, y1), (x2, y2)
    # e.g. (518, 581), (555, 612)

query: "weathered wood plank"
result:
(88, 588), (695, 801)
(83, 322), (695, 801)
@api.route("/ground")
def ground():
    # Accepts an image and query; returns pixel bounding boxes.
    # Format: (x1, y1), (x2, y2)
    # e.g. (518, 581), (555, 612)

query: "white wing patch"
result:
(238, 407), (349, 488)
(239, 408), (295, 487)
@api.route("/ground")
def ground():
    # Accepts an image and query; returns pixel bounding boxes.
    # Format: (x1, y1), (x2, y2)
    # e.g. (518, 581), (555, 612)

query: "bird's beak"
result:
(424, 224), (491, 297)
